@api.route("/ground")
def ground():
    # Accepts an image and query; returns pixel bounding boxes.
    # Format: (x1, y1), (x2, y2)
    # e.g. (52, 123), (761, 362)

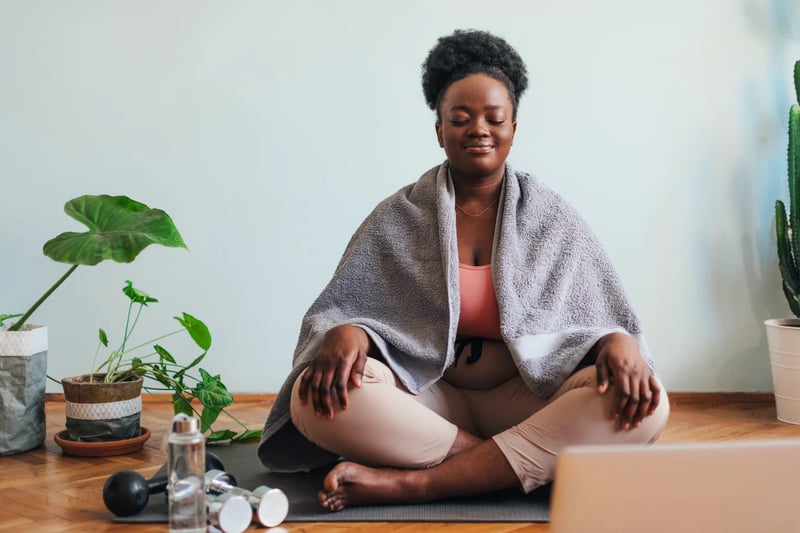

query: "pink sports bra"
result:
(457, 263), (501, 339)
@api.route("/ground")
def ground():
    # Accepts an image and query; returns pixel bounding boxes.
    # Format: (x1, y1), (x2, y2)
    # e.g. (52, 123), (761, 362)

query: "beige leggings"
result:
(290, 357), (670, 492)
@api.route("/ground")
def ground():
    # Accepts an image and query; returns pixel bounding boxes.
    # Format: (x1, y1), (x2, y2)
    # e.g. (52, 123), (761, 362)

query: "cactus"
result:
(775, 60), (800, 317)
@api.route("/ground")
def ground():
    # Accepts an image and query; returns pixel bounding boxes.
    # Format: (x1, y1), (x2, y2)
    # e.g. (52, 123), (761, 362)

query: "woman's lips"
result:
(465, 144), (494, 154)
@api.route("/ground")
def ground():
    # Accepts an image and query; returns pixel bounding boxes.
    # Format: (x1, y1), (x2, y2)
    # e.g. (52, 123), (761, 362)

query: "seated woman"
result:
(258, 29), (669, 511)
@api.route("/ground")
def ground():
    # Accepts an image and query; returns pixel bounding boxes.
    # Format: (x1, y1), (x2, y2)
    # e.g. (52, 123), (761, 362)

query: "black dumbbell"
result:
(102, 451), (225, 517)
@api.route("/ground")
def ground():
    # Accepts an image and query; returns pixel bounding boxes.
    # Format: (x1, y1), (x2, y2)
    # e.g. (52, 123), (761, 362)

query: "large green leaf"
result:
(175, 313), (212, 350)
(43, 195), (187, 265)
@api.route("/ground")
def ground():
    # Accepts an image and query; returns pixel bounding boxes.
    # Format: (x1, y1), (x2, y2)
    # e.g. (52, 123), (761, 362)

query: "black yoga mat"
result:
(113, 443), (550, 523)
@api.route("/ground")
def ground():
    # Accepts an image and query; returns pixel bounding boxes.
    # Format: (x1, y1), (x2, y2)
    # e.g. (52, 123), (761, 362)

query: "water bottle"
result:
(168, 413), (206, 532)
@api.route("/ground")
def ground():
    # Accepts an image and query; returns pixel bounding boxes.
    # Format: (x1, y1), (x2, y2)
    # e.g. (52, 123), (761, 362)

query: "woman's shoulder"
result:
(507, 164), (577, 214)
(346, 163), (443, 241)
(372, 163), (442, 212)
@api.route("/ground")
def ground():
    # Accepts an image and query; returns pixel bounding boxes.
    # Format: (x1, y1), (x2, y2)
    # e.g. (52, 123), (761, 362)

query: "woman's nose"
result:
(466, 118), (489, 136)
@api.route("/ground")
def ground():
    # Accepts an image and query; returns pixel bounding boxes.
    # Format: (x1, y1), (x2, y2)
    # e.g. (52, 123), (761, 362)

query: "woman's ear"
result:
(435, 123), (444, 148)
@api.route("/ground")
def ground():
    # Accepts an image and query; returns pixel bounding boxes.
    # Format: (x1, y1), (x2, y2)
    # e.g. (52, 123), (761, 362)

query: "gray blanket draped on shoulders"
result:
(258, 161), (653, 472)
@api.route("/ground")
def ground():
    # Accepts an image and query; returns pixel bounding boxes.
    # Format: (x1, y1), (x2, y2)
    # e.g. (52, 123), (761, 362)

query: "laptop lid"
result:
(550, 439), (800, 533)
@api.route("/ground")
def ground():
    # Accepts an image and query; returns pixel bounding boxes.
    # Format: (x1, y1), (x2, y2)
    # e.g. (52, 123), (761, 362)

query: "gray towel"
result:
(259, 161), (652, 472)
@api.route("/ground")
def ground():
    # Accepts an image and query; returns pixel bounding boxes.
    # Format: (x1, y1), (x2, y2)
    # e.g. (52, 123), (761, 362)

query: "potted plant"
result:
(1, 195), (188, 455)
(766, 58), (800, 424)
(52, 280), (259, 456)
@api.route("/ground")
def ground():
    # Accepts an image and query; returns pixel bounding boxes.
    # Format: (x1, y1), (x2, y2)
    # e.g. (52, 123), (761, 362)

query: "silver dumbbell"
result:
(207, 492), (253, 533)
(205, 469), (289, 527)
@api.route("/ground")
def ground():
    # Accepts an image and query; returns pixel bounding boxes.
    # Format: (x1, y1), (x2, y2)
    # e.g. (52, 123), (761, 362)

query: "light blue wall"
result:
(2, 0), (799, 393)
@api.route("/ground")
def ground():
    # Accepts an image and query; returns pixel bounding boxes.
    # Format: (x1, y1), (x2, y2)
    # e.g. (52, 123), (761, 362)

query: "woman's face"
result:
(436, 73), (517, 182)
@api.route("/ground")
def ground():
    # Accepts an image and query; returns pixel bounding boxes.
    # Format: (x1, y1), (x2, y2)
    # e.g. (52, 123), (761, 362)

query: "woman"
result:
(258, 29), (669, 511)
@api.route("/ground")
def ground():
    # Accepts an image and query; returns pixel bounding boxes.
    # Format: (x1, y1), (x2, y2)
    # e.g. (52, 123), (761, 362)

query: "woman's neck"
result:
(451, 167), (505, 205)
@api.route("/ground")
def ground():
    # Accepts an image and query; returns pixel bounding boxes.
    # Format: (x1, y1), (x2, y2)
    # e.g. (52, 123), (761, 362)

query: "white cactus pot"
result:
(765, 318), (800, 424)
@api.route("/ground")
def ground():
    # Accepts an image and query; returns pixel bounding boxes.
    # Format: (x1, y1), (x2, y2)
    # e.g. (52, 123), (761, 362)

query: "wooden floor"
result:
(2, 393), (800, 532)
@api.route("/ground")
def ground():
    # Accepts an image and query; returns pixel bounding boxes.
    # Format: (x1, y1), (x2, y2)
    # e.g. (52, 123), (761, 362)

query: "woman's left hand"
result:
(593, 332), (661, 430)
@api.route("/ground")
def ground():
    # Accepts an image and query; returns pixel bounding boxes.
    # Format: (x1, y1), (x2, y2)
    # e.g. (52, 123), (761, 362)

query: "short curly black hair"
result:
(421, 29), (529, 122)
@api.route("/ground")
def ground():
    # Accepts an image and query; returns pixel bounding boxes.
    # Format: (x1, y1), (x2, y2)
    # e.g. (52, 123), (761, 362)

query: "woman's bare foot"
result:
(318, 461), (425, 511)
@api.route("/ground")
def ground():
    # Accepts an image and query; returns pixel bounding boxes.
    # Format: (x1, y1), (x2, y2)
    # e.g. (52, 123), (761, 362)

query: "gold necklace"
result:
(455, 197), (499, 217)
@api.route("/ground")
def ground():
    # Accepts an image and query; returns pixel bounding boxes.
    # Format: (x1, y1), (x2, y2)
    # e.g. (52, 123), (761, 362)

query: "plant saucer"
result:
(54, 427), (151, 457)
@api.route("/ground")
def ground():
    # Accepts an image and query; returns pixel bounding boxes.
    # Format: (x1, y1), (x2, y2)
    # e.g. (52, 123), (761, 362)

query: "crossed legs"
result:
(290, 359), (670, 510)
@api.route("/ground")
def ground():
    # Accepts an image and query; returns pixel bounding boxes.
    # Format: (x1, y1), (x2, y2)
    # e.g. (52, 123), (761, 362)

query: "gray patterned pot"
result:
(0, 324), (47, 455)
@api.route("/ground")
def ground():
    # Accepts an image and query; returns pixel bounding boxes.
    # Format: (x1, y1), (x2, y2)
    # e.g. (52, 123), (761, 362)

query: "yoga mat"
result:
(113, 444), (550, 523)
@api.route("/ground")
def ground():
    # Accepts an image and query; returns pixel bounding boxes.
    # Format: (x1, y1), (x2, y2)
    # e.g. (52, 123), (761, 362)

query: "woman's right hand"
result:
(297, 324), (370, 420)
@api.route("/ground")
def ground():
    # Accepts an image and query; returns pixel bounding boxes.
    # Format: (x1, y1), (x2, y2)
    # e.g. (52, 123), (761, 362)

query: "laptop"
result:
(549, 439), (800, 533)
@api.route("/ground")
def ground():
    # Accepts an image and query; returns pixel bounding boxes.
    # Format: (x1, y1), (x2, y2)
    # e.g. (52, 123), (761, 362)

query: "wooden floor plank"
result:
(1, 395), (798, 532)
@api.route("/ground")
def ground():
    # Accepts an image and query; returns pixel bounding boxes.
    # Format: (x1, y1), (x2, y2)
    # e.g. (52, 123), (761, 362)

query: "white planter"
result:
(0, 324), (48, 454)
(765, 318), (800, 424)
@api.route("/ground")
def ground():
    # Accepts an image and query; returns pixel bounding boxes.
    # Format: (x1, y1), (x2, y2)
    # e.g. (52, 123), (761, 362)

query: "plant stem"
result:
(221, 409), (251, 430)
(9, 264), (79, 331)
(120, 329), (183, 355)
(119, 300), (135, 356)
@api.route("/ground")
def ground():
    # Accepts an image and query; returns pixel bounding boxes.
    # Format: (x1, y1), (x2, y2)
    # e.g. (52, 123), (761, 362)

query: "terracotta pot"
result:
(61, 373), (144, 442)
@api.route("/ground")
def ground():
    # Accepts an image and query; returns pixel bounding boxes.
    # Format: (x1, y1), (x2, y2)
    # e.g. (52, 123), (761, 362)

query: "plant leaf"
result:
(194, 370), (233, 408)
(199, 405), (222, 432)
(0, 313), (23, 328)
(231, 429), (262, 443)
(172, 392), (194, 417)
(154, 344), (176, 364)
(174, 352), (206, 380)
(175, 313), (211, 350)
(206, 429), (237, 443)
(122, 280), (158, 305)
(98, 328), (109, 347)
(42, 195), (187, 265)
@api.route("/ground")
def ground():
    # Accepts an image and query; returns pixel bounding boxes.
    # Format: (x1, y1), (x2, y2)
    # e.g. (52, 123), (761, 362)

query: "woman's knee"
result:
(289, 357), (398, 432)
(642, 387), (670, 443)
(289, 367), (458, 468)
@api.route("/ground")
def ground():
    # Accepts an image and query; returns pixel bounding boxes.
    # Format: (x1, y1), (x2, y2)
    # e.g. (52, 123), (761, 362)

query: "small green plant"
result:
(0, 194), (260, 443)
(776, 60), (800, 317)
(2, 195), (187, 330)
(80, 280), (260, 444)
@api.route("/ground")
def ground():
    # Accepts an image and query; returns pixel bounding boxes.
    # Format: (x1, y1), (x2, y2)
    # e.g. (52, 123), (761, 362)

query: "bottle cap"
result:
(171, 413), (199, 434)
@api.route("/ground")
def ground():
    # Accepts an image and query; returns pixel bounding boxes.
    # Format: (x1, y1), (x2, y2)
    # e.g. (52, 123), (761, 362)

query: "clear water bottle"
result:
(168, 413), (206, 533)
